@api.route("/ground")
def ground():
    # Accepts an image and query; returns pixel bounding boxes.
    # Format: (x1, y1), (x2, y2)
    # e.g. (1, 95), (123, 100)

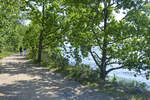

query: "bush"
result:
(42, 50), (69, 69)
(0, 51), (15, 59)
(41, 51), (100, 85)
(54, 63), (100, 85)
(40, 49), (149, 97)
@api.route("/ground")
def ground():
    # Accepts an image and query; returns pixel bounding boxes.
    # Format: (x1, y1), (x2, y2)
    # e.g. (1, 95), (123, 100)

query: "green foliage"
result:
(41, 50), (100, 84)
(28, 43), (150, 99)
(23, 23), (40, 60)
(111, 75), (117, 83)
(42, 49), (69, 69)
(0, 51), (15, 59)
(64, 64), (97, 84)
(18, 0), (150, 81)
(0, 0), (149, 88)
(62, 0), (150, 80)
(22, 0), (65, 62)
(0, 0), (24, 52)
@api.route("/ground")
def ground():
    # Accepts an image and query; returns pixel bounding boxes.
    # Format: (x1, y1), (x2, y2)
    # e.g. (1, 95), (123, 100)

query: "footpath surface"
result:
(0, 54), (113, 100)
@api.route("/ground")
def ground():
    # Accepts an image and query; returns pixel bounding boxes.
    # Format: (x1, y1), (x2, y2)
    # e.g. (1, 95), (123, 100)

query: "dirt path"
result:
(0, 54), (113, 100)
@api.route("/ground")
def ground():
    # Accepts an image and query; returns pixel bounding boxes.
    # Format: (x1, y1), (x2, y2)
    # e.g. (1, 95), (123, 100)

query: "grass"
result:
(55, 65), (150, 99)
(87, 77), (150, 100)
(47, 62), (150, 99)
(51, 66), (150, 100)
(0, 51), (15, 59)
(28, 51), (150, 100)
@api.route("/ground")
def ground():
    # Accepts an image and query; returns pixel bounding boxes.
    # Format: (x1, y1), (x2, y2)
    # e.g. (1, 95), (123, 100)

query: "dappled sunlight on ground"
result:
(0, 73), (41, 86)
(0, 54), (29, 65)
(0, 93), (5, 96)
(0, 54), (112, 100)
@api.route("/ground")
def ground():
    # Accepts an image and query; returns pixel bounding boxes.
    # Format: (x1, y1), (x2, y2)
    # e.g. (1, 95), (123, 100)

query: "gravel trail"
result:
(0, 54), (113, 100)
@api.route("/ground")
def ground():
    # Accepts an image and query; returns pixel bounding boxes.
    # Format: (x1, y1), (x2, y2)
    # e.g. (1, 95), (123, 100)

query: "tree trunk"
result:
(100, 71), (106, 81)
(37, 0), (45, 63)
(37, 31), (43, 63)
(99, 1), (108, 81)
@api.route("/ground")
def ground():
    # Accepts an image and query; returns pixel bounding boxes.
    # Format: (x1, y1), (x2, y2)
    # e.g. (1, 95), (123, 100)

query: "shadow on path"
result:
(0, 54), (112, 100)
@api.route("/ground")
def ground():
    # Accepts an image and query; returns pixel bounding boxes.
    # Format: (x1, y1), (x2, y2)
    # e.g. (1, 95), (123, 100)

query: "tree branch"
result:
(120, 14), (128, 20)
(106, 66), (125, 74)
(102, 2), (115, 12)
(89, 49), (101, 68)
(106, 56), (113, 62)
(108, 35), (134, 45)
(106, 61), (119, 65)
(93, 51), (102, 61)
(98, 25), (104, 31)
(91, 28), (103, 50)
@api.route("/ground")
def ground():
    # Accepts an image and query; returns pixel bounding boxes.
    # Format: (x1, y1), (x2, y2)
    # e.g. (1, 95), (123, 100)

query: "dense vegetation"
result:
(0, 0), (26, 53)
(0, 0), (150, 83)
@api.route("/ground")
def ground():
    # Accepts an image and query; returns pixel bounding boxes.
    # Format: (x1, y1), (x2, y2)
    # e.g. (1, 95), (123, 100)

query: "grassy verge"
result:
(0, 51), (15, 59)
(44, 63), (150, 99)
(49, 65), (150, 99)
(28, 51), (150, 100)
(90, 81), (150, 100)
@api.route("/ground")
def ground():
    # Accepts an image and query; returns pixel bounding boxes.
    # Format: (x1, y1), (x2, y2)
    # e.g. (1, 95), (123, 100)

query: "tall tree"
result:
(37, 0), (45, 63)
(63, 0), (150, 80)
(23, 0), (64, 62)
(0, 0), (24, 52)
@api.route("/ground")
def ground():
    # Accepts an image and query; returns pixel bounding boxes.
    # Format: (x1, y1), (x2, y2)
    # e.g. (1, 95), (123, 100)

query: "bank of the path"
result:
(0, 54), (114, 100)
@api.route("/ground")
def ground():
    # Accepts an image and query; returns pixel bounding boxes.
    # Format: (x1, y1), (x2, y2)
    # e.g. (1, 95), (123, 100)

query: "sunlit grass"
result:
(30, 51), (150, 100)
(0, 51), (15, 59)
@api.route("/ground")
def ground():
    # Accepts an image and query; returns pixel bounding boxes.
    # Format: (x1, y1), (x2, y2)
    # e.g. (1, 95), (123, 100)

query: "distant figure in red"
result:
(19, 46), (23, 55)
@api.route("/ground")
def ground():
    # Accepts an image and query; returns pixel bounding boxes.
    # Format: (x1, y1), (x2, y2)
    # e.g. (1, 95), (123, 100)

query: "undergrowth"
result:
(28, 51), (150, 100)
(0, 51), (15, 59)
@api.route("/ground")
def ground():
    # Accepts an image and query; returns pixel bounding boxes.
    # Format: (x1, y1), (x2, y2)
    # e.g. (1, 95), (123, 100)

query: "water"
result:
(61, 44), (150, 91)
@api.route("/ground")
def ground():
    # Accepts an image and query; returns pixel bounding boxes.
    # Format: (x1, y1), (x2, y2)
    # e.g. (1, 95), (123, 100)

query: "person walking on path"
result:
(23, 48), (27, 56)
(19, 46), (23, 55)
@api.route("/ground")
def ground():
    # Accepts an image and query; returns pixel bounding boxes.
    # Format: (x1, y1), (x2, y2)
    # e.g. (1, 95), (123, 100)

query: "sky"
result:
(114, 9), (126, 21)
(24, 13), (125, 25)
(24, 5), (126, 25)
